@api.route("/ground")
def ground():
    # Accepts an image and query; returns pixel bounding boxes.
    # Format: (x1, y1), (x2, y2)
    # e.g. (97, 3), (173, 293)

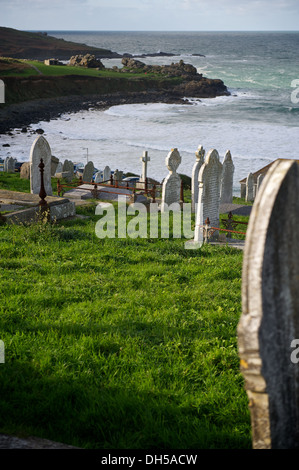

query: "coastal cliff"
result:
(0, 73), (229, 133)
(0, 29), (230, 134)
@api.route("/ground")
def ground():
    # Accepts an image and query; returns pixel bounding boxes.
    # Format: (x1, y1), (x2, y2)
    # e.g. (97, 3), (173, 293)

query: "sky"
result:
(1, 0), (299, 31)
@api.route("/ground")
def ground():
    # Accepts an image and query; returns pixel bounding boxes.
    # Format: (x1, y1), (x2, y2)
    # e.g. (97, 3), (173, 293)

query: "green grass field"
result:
(0, 173), (252, 449)
(0, 57), (182, 83)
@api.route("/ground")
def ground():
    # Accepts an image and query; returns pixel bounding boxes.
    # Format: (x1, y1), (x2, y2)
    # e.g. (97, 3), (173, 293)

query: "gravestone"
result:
(245, 172), (254, 202)
(113, 169), (123, 183)
(140, 151), (150, 182)
(161, 148), (182, 212)
(103, 165), (111, 183)
(94, 171), (103, 183)
(55, 162), (63, 175)
(256, 173), (264, 195)
(51, 156), (59, 176)
(30, 135), (53, 196)
(62, 159), (74, 182)
(240, 182), (246, 199)
(238, 159), (299, 449)
(20, 162), (30, 180)
(82, 161), (94, 182)
(220, 150), (234, 204)
(191, 145), (205, 213)
(194, 148), (223, 243)
(4, 157), (15, 173)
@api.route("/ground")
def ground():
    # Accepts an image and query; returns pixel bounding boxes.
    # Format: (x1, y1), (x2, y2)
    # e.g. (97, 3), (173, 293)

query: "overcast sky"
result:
(1, 0), (299, 31)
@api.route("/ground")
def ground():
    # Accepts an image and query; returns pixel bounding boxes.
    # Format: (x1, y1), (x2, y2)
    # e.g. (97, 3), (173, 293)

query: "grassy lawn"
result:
(0, 57), (40, 77)
(0, 171), (61, 194)
(27, 60), (156, 80)
(0, 58), (183, 84)
(0, 174), (251, 449)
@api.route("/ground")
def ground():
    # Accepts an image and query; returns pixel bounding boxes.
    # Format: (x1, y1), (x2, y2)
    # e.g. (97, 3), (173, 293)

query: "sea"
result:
(1, 31), (299, 194)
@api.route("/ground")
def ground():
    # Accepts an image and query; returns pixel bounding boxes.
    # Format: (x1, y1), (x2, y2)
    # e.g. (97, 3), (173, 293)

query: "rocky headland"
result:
(0, 26), (120, 60)
(0, 28), (230, 134)
(0, 27), (206, 61)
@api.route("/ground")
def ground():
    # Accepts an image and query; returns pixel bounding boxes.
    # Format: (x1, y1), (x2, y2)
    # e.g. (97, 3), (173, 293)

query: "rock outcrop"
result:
(69, 54), (105, 69)
(121, 58), (199, 78)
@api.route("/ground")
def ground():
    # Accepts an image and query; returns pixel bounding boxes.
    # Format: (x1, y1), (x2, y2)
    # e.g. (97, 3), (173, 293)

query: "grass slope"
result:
(0, 57), (182, 81)
(0, 174), (251, 449)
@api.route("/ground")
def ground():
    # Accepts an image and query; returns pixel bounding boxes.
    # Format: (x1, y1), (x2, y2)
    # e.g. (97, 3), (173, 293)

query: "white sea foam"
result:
(1, 99), (299, 196)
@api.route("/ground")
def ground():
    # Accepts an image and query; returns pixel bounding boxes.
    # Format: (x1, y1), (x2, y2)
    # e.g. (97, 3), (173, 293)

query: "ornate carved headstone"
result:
(191, 145), (205, 213)
(238, 159), (299, 449)
(194, 149), (223, 242)
(82, 161), (94, 182)
(30, 136), (53, 196)
(161, 148), (182, 212)
(220, 150), (234, 204)
(245, 172), (254, 202)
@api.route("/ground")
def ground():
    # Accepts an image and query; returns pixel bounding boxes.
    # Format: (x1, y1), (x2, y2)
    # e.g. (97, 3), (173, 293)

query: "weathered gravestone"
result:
(245, 172), (254, 202)
(51, 156), (59, 176)
(103, 165), (111, 183)
(82, 161), (94, 182)
(30, 136), (53, 196)
(220, 150), (234, 204)
(194, 148), (222, 243)
(94, 171), (102, 183)
(256, 173), (264, 196)
(113, 169), (123, 184)
(161, 148), (182, 212)
(103, 166), (111, 182)
(238, 159), (299, 449)
(20, 162), (30, 180)
(191, 145), (205, 213)
(62, 159), (74, 182)
(4, 157), (15, 173)
(55, 162), (63, 175)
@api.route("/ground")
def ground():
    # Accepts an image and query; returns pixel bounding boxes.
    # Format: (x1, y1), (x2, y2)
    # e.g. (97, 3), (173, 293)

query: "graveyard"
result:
(0, 135), (256, 449)
(1, 135), (297, 450)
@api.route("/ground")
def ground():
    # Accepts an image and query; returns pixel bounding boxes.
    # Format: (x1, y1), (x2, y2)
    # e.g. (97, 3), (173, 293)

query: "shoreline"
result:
(0, 90), (190, 135)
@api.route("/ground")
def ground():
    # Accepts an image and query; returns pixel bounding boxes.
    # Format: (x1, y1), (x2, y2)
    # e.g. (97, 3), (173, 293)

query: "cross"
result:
(140, 151), (150, 181)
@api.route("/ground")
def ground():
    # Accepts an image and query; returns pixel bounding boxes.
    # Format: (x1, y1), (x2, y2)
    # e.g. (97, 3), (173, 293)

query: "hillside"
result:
(0, 26), (120, 60)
